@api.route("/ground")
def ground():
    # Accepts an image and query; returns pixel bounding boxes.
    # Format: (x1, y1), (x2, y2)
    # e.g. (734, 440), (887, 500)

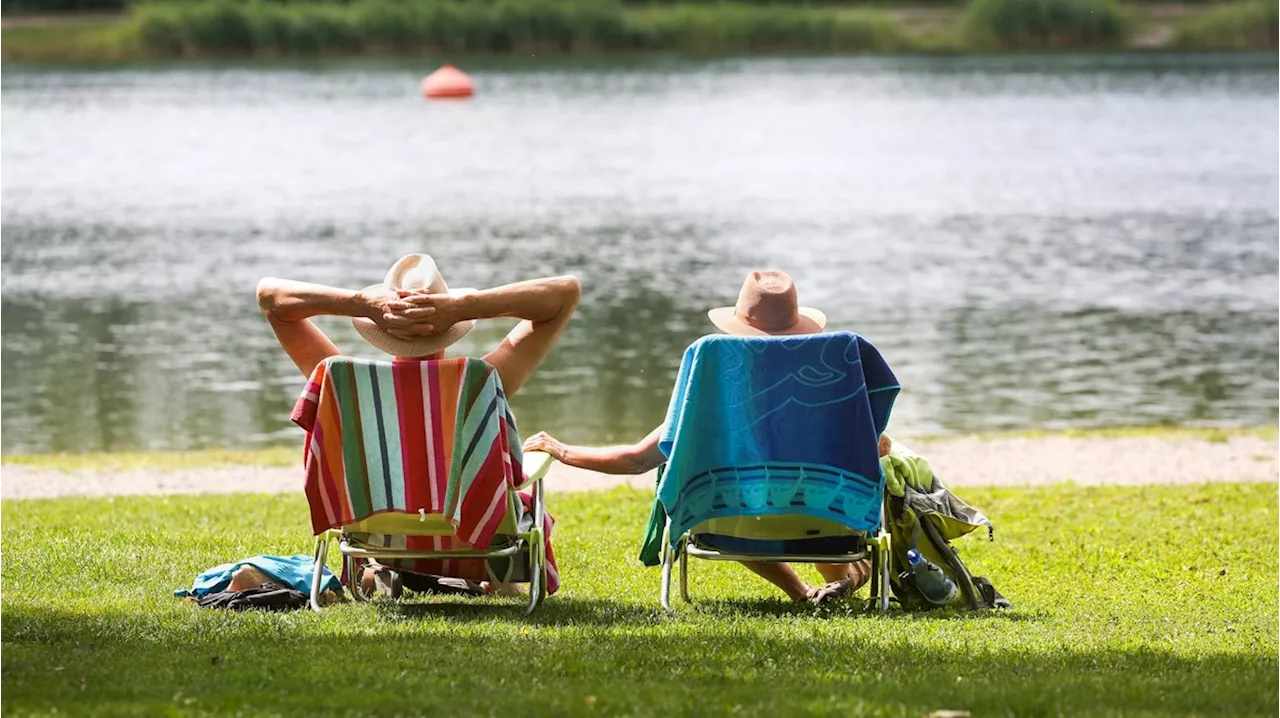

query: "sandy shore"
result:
(2, 435), (1274, 500)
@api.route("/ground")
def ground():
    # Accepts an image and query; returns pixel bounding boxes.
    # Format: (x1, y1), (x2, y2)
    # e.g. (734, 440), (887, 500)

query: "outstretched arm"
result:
(256, 278), (406, 376)
(523, 426), (666, 475)
(383, 275), (581, 397)
(524, 427), (890, 475)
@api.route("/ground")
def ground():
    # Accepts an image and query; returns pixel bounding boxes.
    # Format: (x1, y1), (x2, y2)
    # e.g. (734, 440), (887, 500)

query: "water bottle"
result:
(906, 549), (959, 606)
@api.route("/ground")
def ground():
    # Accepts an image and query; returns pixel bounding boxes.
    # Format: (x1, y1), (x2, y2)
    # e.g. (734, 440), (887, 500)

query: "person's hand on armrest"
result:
(523, 431), (571, 463)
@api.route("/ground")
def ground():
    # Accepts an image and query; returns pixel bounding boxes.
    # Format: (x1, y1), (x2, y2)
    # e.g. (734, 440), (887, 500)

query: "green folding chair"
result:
(309, 451), (555, 614)
(660, 488), (891, 613)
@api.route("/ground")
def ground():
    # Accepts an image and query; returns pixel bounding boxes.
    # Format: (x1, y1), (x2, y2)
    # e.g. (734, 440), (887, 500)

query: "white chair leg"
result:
(309, 532), (330, 613)
(678, 538), (691, 603)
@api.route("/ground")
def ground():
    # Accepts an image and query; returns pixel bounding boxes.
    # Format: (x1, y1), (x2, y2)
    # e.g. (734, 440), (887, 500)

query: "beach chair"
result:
(291, 356), (558, 615)
(647, 332), (899, 612)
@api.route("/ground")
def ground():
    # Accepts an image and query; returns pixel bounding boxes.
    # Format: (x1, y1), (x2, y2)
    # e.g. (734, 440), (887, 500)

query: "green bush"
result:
(829, 11), (910, 51)
(299, 5), (362, 51)
(183, 0), (255, 50)
(244, 2), (291, 50)
(960, 0), (1130, 49)
(120, 0), (913, 56)
(629, 4), (908, 52)
(0, 0), (904, 15)
(1174, 0), (1278, 49)
(133, 0), (366, 55)
(132, 4), (184, 54)
(354, 0), (423, 51)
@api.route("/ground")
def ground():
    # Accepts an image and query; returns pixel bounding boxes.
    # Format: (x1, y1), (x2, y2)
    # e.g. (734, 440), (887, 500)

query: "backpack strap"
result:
(919, 517), (984, 610)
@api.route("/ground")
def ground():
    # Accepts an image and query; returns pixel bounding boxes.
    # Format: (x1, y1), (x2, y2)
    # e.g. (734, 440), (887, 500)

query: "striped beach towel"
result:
(292, 356), (534, 550)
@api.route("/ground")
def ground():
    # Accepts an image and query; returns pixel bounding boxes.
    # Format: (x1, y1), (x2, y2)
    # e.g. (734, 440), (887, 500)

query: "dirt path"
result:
(2, 435), (1273, 500)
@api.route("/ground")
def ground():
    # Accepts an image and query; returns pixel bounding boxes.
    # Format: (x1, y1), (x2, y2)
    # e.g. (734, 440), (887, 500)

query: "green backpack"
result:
(880, 443), (1011, 611)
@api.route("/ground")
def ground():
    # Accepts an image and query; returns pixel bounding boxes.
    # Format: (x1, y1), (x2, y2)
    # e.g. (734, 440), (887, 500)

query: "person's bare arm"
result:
(522, 426), (665, 475)
(256, 278), (411, 376)
(383, 275), (581, 397)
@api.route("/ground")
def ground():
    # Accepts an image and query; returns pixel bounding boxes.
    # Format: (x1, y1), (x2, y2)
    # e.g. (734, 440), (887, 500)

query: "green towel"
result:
(880, 440), (935, 498)
(638, 466), (666, 567)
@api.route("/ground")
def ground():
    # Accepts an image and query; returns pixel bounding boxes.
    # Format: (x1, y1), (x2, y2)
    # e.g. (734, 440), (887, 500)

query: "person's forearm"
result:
(454, 276), (579, 325)
(557, 444), (656, 475)
(257, 278), (377, 323)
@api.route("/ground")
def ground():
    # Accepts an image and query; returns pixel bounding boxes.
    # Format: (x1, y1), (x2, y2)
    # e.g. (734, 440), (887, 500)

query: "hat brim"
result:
(707, 306), (827, 337)
(352, 286), (478, 358)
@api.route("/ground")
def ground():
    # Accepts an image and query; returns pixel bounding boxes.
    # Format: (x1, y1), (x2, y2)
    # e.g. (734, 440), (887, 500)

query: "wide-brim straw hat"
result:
(708, 270), (827, 336)
(352, 254), (476, 357)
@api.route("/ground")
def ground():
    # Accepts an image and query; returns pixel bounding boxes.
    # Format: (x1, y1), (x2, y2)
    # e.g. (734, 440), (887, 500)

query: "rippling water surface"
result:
(2, 54), (1276, 453)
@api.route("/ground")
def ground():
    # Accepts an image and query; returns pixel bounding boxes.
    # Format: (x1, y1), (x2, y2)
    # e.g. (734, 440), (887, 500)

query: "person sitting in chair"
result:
(523, 270), (887, 606)
(258, 253), (580, 598)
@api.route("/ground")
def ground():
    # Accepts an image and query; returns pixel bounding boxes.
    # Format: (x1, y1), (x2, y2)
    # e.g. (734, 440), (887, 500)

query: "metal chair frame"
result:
(659, 507), (892, 613)
(309, 452), (554, 615)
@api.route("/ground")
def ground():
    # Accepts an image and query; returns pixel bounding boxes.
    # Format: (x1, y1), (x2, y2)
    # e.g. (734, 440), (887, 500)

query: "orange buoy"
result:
(422, 64), (474, 100)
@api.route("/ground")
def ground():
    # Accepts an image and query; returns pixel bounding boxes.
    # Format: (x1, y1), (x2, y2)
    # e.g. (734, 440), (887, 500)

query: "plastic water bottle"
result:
(906, 549), (959, 606)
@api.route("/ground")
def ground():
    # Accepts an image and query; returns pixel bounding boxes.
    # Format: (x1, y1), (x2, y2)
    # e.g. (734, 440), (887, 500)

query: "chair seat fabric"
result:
(693, 533), (866, 556)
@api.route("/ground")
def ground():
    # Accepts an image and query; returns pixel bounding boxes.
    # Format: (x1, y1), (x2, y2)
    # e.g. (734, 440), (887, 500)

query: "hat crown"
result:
(736, 270), (801, 331)
(386, 254), (449, 294)
(352, 253), (474, 358)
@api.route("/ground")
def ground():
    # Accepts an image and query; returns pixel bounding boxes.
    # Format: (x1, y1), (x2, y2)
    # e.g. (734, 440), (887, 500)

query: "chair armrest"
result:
(520, 451), (555, 487)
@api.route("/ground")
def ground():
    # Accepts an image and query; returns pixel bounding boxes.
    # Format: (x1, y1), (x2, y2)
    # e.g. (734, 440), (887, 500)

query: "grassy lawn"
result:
(2, 483), (1277, 717)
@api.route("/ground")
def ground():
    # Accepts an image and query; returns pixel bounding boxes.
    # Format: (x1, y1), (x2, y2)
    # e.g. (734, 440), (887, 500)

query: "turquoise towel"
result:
(646, 333), (898, 561)
(173, 554), (341, 598)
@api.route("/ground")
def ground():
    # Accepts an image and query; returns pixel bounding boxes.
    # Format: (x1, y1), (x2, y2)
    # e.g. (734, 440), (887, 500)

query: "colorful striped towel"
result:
(292, 356), (531, 550)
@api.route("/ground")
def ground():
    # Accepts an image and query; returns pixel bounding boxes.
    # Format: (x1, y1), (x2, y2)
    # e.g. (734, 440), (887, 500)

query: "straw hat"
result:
(708, 270), (827, 336)
(352, 254), (476, 357)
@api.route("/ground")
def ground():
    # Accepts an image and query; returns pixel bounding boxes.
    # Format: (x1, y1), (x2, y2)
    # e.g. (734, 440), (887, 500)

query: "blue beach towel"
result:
(173, 554), (340, 598)
(651, 332), (899, 557)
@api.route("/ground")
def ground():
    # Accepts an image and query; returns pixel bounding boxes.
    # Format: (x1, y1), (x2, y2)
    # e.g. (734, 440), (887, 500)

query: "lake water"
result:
(2, 53), (1277, 454)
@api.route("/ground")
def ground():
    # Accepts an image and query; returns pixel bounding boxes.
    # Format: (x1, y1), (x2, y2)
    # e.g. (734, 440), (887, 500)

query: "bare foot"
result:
(482, 581), (525, 597)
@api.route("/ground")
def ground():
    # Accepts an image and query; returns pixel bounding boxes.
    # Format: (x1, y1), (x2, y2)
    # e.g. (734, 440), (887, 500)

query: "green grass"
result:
(2, 483), (1277, 716)
(0, 19), (134, 59)
(1174, 0), (1278, 49)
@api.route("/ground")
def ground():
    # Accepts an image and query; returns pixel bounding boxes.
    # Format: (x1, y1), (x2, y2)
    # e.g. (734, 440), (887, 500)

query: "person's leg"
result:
(740, 561), (812, 601)
(816, 563), (852, 583)
(816, 560), (873, 589)
(360, 563), (403, 599)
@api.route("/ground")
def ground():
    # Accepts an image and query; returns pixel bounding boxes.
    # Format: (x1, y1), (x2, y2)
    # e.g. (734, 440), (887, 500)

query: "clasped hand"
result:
(372, 290), (465, 341)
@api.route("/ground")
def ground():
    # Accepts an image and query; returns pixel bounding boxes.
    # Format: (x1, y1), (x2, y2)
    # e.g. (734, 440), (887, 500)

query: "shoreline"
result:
(2, 2), (1274, 63)
(3, 427), (1274, 500)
